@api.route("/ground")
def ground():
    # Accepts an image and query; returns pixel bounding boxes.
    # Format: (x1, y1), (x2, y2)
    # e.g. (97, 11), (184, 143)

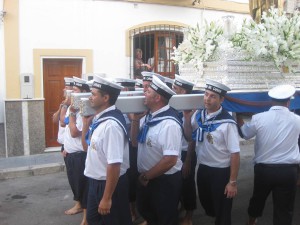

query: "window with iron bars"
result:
(129, 24), (184, 79)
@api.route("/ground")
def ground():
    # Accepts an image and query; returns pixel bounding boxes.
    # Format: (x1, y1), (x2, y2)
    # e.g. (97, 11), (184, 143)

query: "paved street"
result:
(0, 143), (300, 225)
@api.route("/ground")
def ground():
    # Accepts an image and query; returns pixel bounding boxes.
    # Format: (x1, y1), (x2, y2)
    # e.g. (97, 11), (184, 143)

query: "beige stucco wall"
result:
(4, 0), (20, 99)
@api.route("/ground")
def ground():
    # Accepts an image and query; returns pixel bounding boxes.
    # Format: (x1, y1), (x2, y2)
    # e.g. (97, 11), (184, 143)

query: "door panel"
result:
(155, 33), (176, 77)
(43, 59), (82, 147)
(133, 29), (183, 78)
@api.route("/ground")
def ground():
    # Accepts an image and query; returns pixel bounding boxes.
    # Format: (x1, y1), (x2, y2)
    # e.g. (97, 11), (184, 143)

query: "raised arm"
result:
(129, 112), (146, 147)
(81, 115), (94, 152)
(183, 110), (195, 142)
(52, 104), (62, 124)
(60, 97), (71, 127)
(68, 106), (82, 138)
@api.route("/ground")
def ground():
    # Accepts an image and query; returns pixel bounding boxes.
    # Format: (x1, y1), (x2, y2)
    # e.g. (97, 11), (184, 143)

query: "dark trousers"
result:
(61, 144), (67, 164)
(181, 150), (197, 211)
(137, 171), (182, 225)
(248, 164), (299, 225)
(127, 144), (138, 202)
(197, 164), (232, 225)
(86, 175), (132, 225)
(65, 151), (88, 208)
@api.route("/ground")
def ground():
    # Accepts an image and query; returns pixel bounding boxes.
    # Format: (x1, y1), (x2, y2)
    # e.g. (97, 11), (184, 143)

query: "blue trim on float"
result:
(192, 90), (300, 113)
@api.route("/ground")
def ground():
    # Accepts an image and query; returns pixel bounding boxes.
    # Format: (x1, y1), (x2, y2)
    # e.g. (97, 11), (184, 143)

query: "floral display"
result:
(172, 7), (300, 72)
(172, 21), (224, 69)
(231, 7), (300, 71)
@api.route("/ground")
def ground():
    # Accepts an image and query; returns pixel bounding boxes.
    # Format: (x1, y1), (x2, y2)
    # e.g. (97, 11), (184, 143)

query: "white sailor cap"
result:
(115, 78), (136, 87)
(150, 75), (176, 100)
(174, 74), (194, 91)
(205, 79), (231, 96)
(135, 79), (143, 88)
(164, 77), (174, 89)
(146, 73), (173, 88)
(141, 71), (161, 82)
(154, 73), (166, 82)
(92, 75), (123, 95)
(86, 79), (94, 88)
(73, 76), (87, 88)
(64, 77), (74, 86)
(268, 84), (295, 101)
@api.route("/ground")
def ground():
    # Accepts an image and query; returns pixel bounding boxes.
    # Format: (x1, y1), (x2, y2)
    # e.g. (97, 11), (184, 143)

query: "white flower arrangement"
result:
(172, 21), (224, 69)
(172, 7), (300, 72)
(231, 7), (300, 71)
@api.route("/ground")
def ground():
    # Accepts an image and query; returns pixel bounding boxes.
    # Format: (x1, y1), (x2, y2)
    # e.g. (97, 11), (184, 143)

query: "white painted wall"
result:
(18, 0), (250, 89)
(0, 0), (250, 144)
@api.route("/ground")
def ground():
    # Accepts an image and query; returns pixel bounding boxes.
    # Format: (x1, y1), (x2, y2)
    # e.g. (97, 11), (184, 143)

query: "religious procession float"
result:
(172, 7), (300, 113)
(74, 7), (300, 116)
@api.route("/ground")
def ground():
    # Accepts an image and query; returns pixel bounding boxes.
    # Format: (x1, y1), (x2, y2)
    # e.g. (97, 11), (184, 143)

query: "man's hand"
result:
(61, 150), (68, 157)
(98, 198), (112, 215)
(69, 105), (78, 114)
(235, 113), (245, 127)
(224, 182), (237, 198)
(65, 96), (71, 107)
(138, 173), (149, 187)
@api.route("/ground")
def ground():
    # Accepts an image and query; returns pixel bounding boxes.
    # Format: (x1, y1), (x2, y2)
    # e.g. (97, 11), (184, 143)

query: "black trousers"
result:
(127, 144), (138, 202)
(248, 163), (299, 225)
(65, 151), (88, 208)
(197, 164), (232, 225)
(181, 150), (197, 211)
(61, 144), (67, 164)
(137, 171), (182, 225)
(86, 175), (132, 225)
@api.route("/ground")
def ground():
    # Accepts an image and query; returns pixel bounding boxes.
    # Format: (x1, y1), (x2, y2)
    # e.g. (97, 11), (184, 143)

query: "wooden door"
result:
(43, 59), (82, 147)
(155, 33), (176, 78)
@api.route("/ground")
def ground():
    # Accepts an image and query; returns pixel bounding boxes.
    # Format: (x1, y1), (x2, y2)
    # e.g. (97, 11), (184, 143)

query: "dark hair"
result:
(271, 98), (290, 105)
(185, 89), (192, 94)
(78, 84), (90, 92)
(98, 89), (119, 105)
(159, 94), (169, 105)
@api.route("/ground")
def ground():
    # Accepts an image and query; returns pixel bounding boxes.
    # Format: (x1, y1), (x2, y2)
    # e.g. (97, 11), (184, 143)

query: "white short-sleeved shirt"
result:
(57, 123), (65, 144)
(241, 106), (300, 164)
(138, 105), (183, 174)
(84, 106), (130, 180)
(63, 109), (84, 153)
(191, 107), (240, 168)
(57, 108), (70, 144)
